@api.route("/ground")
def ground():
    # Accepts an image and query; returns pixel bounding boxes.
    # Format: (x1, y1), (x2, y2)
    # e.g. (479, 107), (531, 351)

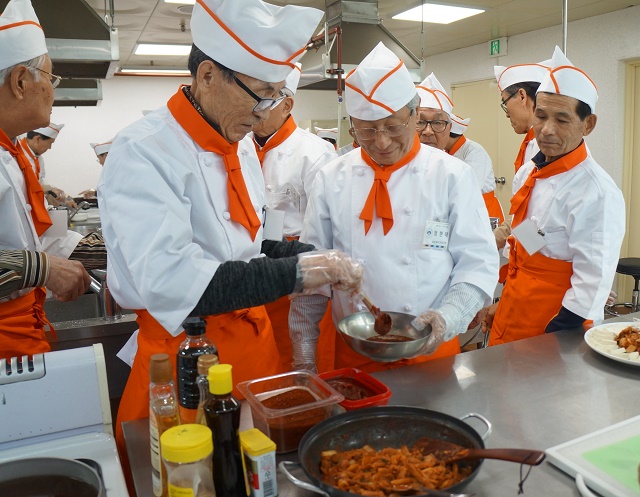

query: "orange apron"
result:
(0, 288), (52, 360)
(482, 191), (505, 224)
(489, 238), (572, 345)
(334, 327), (460, 374)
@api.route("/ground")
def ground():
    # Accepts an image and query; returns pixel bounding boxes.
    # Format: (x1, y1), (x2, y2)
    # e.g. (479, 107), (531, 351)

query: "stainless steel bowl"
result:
(337, 311), (432, 362)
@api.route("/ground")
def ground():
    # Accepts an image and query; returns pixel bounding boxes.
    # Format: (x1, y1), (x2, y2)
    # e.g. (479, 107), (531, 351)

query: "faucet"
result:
(67, 201), (90, 222)
(89, 269), (122, 321)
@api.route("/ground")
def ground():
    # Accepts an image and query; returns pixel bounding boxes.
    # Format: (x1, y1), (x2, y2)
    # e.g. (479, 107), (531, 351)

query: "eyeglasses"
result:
(35, 67), (63, 89)
(352, 117), (412, 141)
(416, 119), (450, 133)
(233, 75), (286, 113)
(500, 92), (516, 113)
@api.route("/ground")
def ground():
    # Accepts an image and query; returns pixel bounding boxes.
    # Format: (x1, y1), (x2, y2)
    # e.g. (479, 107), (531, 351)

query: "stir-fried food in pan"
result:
(320, 444), (473, 496)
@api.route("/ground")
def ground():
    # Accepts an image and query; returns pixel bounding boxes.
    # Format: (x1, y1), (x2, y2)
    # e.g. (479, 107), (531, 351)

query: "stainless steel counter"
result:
(123, 315), (640, 497)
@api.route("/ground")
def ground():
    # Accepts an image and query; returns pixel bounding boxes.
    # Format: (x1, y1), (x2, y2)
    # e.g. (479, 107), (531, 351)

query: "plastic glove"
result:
(296, 250), (363, 293)
(606, 291), (617, 306)
(411, 310), (447, 356)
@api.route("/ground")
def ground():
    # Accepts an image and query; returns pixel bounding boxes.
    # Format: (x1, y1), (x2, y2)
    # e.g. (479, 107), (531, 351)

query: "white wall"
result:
(45, 5), (640, 194)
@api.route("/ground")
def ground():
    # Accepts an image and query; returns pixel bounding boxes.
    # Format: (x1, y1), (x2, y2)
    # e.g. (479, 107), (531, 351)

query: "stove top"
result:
(0, 432), (129, 496)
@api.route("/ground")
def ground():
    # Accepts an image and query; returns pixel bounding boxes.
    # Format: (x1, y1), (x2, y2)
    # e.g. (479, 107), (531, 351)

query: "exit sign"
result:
(489, 37), (508, 58)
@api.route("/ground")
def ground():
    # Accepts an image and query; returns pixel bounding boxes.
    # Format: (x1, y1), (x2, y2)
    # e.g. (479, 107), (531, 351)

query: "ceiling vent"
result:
(299, 0), (422, 90)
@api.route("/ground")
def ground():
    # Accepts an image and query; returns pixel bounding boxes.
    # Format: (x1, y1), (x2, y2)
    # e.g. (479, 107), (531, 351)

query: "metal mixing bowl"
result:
(337, 311), (432, 362)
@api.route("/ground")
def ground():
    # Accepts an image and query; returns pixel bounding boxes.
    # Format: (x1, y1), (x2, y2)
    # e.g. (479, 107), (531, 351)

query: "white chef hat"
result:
(537, 46), (598, 113)
(191, 0), (322, 83)
(33, 122), (64, 139)
(416, 73), (454, 117)
(494, 58), (552, 93)
(450, 114), (471, 135)
(283, 63), (302, 96)
(0, 0), (48, 71)
(345, 42), (417, 121)
(316, 127), (338, 140)
(90, 141), (112, 156)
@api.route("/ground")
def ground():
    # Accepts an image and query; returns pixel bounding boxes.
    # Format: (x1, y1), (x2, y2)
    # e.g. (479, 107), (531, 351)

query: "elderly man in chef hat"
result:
(0, 0), (91, 360)
(480, 46), (625, 345)
(90, 140), (112, 166)
(289, 42), (499, 373)
(249, 63), (339, 372)
(315, 126), (339, 149)
(97, 0), (363, 462)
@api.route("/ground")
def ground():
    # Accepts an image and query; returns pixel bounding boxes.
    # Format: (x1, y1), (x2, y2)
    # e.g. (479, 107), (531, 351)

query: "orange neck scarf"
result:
(510, 141), (588, 227)
(253, 115), (297, 164)
(359, 135), (421, 235)
(448, 135), (466, 156)
(167, 87), (261, 241)
(514, 128), (535, 172)
(0, 130), (52, 236)
(19, 138), (41, 178)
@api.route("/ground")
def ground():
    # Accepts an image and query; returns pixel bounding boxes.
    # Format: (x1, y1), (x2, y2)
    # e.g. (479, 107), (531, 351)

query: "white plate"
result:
(584, 321), (640, 367)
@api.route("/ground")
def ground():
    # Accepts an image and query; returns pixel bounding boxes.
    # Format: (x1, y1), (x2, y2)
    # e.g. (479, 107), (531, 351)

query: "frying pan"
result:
(280, 406), (492, 497)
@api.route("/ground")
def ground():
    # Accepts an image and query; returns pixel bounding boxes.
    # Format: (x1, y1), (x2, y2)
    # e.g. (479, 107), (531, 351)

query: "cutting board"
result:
(546, 415), (640, 497)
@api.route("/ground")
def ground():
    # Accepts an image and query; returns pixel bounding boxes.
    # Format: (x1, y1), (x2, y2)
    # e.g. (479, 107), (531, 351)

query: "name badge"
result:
(422, 221), (450, 250)
(263, 208), (285, 241)
(283, 182), (301, 213)
(512, 219), (546, 255)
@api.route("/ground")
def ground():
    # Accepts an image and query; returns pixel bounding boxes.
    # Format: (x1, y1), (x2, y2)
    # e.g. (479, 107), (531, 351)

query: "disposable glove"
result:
(606, 291), (617, 306)
(411, 309), (447, 356)
(296, 250), (363, 293)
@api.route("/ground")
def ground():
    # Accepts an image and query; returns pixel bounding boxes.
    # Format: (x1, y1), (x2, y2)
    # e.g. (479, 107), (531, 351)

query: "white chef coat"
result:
(337, 143), (356, 157)
(523, 134), (539, 165)
(248, 127), (337, 237)
(301, 144), (499, 324)
(511, 149), (625, 320)
(450, 137), (497, 194)
(97, 107), (268, 335)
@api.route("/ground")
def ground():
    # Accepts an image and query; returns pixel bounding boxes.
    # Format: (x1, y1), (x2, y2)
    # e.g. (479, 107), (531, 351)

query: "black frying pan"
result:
(282, 406), (492, 497)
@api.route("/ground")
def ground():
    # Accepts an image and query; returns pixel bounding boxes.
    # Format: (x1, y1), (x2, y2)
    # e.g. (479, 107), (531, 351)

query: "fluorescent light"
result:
(119, 68), (191, 76)
(134, 44), (192, 56)
(164, 0), (195, 4)
(392, 3), (484, 24)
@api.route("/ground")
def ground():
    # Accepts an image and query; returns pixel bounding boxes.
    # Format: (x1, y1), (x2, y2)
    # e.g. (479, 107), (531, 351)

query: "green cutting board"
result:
(582, 434), (640, 493)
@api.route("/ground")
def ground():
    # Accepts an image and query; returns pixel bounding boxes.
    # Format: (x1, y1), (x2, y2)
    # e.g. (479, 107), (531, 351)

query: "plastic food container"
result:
(237, 371), (344, 453)
(319, 368), (392, 410)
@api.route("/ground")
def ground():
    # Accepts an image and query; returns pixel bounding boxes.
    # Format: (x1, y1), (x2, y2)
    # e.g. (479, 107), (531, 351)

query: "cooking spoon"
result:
(361, 295), (393, 335)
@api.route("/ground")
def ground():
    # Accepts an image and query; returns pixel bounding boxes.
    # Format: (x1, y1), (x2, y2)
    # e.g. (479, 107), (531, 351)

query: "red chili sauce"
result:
(325, 376), (376, 401)
(366, 334), (414, 343)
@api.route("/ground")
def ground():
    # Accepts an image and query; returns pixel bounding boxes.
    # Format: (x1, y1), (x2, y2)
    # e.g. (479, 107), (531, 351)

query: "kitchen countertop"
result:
(123, 314), (640, 497)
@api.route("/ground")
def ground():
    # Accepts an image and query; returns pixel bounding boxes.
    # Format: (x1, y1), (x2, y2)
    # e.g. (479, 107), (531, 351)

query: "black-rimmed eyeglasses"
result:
(500, 92), (516, 113)
(35, 67), (64, 89)
(352, 117), (413, 141)
(234, 75), (285, 113)
(416, 119), (450, 133)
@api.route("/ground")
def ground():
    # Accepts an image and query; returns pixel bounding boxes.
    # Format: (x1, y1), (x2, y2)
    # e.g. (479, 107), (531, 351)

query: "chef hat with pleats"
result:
(537, 46), (598, 113)
(0, 0), (48, 71)
(494, 57), (552, 93)
(345, 42), (417, 121)
(33, 122), (64, 139)
(191, 0), (322, 83)
(450, 114), (471, 135)
(90, 141), (112, 156)
(416, 73), (454, 117)
(315, 127), (338, 140)
(283, 63), (302, 95)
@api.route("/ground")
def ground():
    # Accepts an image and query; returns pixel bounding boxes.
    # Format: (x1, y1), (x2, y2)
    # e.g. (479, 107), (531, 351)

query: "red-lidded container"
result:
(319, 368), (391, 410)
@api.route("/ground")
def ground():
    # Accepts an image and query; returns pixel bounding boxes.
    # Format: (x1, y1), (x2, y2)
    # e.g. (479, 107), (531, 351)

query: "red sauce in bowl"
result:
(325, 377), (376, 401)
(366, 334), (414, 343)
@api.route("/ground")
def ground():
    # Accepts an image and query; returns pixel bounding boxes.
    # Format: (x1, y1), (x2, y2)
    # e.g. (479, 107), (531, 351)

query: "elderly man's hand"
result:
(46, 255), (91, 301)
(480, 302), (499, 334)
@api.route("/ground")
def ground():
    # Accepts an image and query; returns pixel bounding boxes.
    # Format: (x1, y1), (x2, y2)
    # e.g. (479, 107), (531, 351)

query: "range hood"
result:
(299, 0), (422, 90)
(0, 0), (119, 106)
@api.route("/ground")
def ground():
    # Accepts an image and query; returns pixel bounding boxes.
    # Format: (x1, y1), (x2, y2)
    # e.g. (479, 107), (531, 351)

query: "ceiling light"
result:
(134, 44), (192, 56)
(164, 0), (196, 4)
(119, 68), (191, 76)
(392, 3), (484, 24)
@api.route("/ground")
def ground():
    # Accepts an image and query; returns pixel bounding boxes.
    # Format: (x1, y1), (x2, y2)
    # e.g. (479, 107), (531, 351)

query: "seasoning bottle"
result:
(177, 317), (217, 424)
(149, 353), (180, 497)
(204, 364), (247, 497)
(239, 428), (277, 497)
(195, 353), (220, 426)
(160, 424), (215, 497)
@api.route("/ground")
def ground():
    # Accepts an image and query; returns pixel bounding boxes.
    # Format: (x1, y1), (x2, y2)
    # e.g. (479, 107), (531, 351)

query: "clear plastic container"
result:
(237, 371), (344, 453)
(160, 424), (215, 497)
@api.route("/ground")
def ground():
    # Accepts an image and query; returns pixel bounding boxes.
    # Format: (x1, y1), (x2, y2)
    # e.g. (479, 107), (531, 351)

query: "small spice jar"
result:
(160, 424), (215, 497)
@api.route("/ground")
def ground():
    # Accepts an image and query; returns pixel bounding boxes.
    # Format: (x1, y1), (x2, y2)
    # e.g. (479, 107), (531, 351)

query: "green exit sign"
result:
(489, 37), (508, 58)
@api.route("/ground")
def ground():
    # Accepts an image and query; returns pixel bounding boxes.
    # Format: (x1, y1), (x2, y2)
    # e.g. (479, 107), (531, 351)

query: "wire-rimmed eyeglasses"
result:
(352, 117), (413, 141)
(416, 119), (450, 133)
(35, 67), (63, 89)
(234, 75), (286, 113)
(500, 92), (516, 113)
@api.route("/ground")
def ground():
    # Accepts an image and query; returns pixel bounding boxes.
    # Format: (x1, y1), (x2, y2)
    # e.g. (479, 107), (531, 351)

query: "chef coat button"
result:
(266, 185), (273, 192)
(356, 258), (365, 265)
(253, 204), (260, 212)
(550, 180), (556, 188)
(402, 257), (411, 265)
(223, 212), (231, 220)
(403, 304), (412, 312)
(356, 169), (364, 176)
(25, 204), (32, 212)
(404, 207), (413, 215)
(2, 155), (10, 163)
(204, 157), (213, 166)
